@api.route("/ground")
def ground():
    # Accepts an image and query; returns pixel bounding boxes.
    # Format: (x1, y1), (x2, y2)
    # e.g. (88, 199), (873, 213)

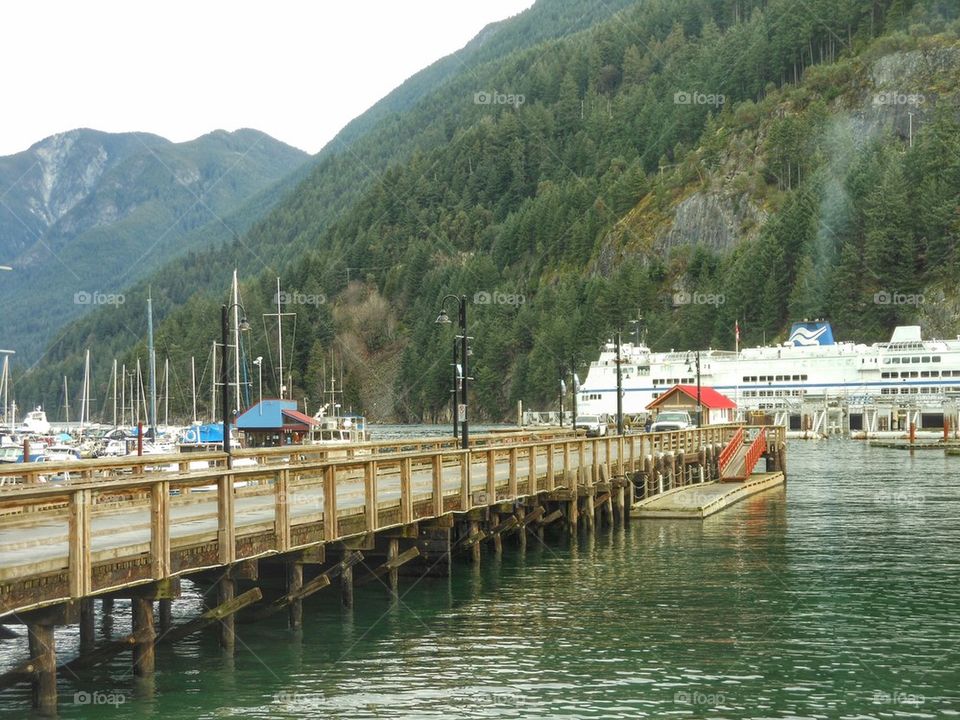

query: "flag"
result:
(560, 379), (567, 395)
(735, 320), (740, 353)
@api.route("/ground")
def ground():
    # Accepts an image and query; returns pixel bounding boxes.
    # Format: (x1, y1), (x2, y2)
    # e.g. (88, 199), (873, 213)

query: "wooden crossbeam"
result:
(246, 551), (363, 622)
(356, 547), (421, 586)
(540, 509), (564, 525)
(519, 506), (545, 526)
(160, 588), (262, 645)
(0, 657), (39, 691)
(58, 627), (153, 674)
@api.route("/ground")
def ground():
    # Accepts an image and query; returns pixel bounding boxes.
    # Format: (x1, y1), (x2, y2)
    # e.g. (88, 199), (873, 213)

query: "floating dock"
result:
(630, 471), (785, 520)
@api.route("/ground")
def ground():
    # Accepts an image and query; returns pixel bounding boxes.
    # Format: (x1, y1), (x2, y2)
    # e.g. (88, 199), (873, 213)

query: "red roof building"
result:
(646, 384), (736, 425)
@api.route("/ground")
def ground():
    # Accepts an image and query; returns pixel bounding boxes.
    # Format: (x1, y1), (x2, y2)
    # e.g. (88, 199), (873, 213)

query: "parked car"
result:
(649, 410), (693, 432)
(574, 415), (607, 437)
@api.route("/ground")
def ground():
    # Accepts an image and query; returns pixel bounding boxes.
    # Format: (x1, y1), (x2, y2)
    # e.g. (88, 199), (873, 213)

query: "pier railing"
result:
(0, 424), (784, 617)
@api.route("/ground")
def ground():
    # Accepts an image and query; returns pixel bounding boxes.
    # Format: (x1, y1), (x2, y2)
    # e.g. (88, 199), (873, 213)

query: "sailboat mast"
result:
(233, 270), (242, 411)
(210, 340), (217, 422)
(79, 348), (90, 433)
(164, 357), (169, 427)
(112, 358), (118, 427)
(147, 295), (158, 437)
(121, 364), (126, 427)
(277, 277), (284, 400)
(191, 356), (197, 424)
(63, 376), (70, 425)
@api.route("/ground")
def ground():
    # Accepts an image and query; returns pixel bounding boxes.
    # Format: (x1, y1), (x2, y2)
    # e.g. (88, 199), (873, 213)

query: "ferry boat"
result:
(577, 321), (960, 418)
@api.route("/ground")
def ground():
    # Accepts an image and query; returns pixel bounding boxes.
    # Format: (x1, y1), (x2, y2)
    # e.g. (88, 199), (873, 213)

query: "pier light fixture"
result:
(435, 294), (468, 449)
(221, 302), (249, 465)
(686, 351), (703, 428)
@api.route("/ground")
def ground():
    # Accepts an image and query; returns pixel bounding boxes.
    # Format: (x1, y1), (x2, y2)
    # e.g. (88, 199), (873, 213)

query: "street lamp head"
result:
(238, 317), (251, 332)
(435, 309), (451, 325)
(253, 356), (262, 366)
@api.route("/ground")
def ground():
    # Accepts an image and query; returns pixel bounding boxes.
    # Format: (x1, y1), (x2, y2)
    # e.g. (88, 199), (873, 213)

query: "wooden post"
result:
(151, 481), (170, 579)
(388, 538), (399, 598)
(617, 484), (626, 525)
(527, 446), (537, 494)
(470, 520), (481, 564)
(219, 578), (235, 652)
(324, 466), (337, 541)
(546, 443), (555, 491)
(486, 449), (496, 502)
(508, 447), (518, 498)
(276, 469), (291, 551)
(132, 598), (155, 675)
(400, 458), (413, 525)
(101, 598), (114, 638)
(79, 598), (95, 655)
(28, 623), (56, 713)
(432, 455), (444, 516)
(584, 492), (594, 531)
(460, 454), (470, 511)
(218, 473), (236, 565)
(340, 564), (354, 608)
(156, 599), (172, 633)
(363, 461), (378, 532)
(288, 561), (303, 629)
(69, 489), (92, 598)
(516, 506), (527, 549)
(492, 514), (503, 554)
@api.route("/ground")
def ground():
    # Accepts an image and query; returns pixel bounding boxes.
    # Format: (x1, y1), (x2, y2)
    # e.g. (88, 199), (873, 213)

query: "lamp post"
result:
(451, 337), (459, 439)
(221, 303), (250, 465)
(436, 295), (468, 449)
(616, 331), (624, 435)
(253, 356), (263, 414)
(687, 351), (702, 427)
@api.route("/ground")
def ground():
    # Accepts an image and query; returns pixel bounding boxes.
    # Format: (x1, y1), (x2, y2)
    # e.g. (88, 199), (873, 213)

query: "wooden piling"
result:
(387, 538), (399, 597)
(469, 520), (482, 563)
(158, 599), (172, 633)
(218, 578), (236, 652)
(340, 564), (354, 608)
(27, 623), (55, 714)
(287, 561), (303, 629)
(131, 598), (155, 676)
(79, 597), (95, 655)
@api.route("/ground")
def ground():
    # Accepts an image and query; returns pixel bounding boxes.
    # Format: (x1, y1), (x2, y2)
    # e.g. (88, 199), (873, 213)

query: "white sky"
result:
(0, 0), (534, 157)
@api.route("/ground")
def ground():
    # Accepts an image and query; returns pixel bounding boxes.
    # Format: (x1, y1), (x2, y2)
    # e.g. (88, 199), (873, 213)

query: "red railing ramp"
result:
(719, 427), (767, 482)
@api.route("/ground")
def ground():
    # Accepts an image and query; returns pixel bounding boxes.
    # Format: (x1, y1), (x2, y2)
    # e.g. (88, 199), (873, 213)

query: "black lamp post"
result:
(221, 303), (250, 466)
(687, 351), (702, 427)
(436, 295), (468, 449)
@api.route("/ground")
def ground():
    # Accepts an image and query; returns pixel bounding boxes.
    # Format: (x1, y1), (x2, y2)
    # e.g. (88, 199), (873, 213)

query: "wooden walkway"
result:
(0, 424), (785, 713)
(631, 471), (785, 519)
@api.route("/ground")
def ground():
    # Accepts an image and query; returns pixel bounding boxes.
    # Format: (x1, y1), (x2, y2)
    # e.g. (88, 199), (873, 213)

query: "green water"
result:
(3, 440), (959, 718)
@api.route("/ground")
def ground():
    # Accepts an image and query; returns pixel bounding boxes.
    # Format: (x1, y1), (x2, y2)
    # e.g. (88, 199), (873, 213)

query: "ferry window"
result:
(881, 372), (888, 379)
(801, 374), (808, 381)
(883, 358), (890, 364)
(921, 371), (930, 378)
(891, 358), (899, 364)
(912, 357), (920, 363)
(922, 356), (930, 363)
(933, 356), (941, 362)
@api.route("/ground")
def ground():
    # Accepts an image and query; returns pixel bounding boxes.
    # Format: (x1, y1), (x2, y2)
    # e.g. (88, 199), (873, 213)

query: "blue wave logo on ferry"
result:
(787, 321), (835, 347)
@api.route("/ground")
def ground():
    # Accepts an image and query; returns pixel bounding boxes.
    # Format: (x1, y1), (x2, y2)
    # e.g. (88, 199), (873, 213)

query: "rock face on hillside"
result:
(658, 191), (755, 253)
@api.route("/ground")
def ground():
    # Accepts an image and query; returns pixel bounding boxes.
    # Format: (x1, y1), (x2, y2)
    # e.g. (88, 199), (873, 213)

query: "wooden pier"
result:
(0, 424), (785, 713)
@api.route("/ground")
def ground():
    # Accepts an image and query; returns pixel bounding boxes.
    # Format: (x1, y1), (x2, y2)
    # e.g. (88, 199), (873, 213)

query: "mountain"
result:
(13, 0), (960, 425)
(0, 128), (308, 359)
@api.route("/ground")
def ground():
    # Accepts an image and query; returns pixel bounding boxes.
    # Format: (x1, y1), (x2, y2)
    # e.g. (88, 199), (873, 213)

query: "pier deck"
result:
(630, 471), (785, 519)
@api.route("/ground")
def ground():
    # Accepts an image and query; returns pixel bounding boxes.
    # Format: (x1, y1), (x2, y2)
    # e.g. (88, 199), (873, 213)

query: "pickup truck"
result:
(649, 410), (693, 432)
(574, 415), (607, 437)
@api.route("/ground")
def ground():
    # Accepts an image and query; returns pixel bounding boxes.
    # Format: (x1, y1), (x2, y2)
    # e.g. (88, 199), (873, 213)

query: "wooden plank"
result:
(460, 454), (470, 511)
(364, 460), (378, 532)
(546, 443), (555, 491)
(217, 474), (235, 565)
(355, 546), (421, 586)
(160, 588), (263, 644)
(432, 455), (443, 516)
(323, 465), (337, 541)
(69, 489), (92, 597)
(486, 449), (496, 501)
(527, 446), (537, 493)
(275, 469), (291, 552)
(400, 458), (413, 525)
(508, 447), (518, 498)
(151, 481), (170, 579)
